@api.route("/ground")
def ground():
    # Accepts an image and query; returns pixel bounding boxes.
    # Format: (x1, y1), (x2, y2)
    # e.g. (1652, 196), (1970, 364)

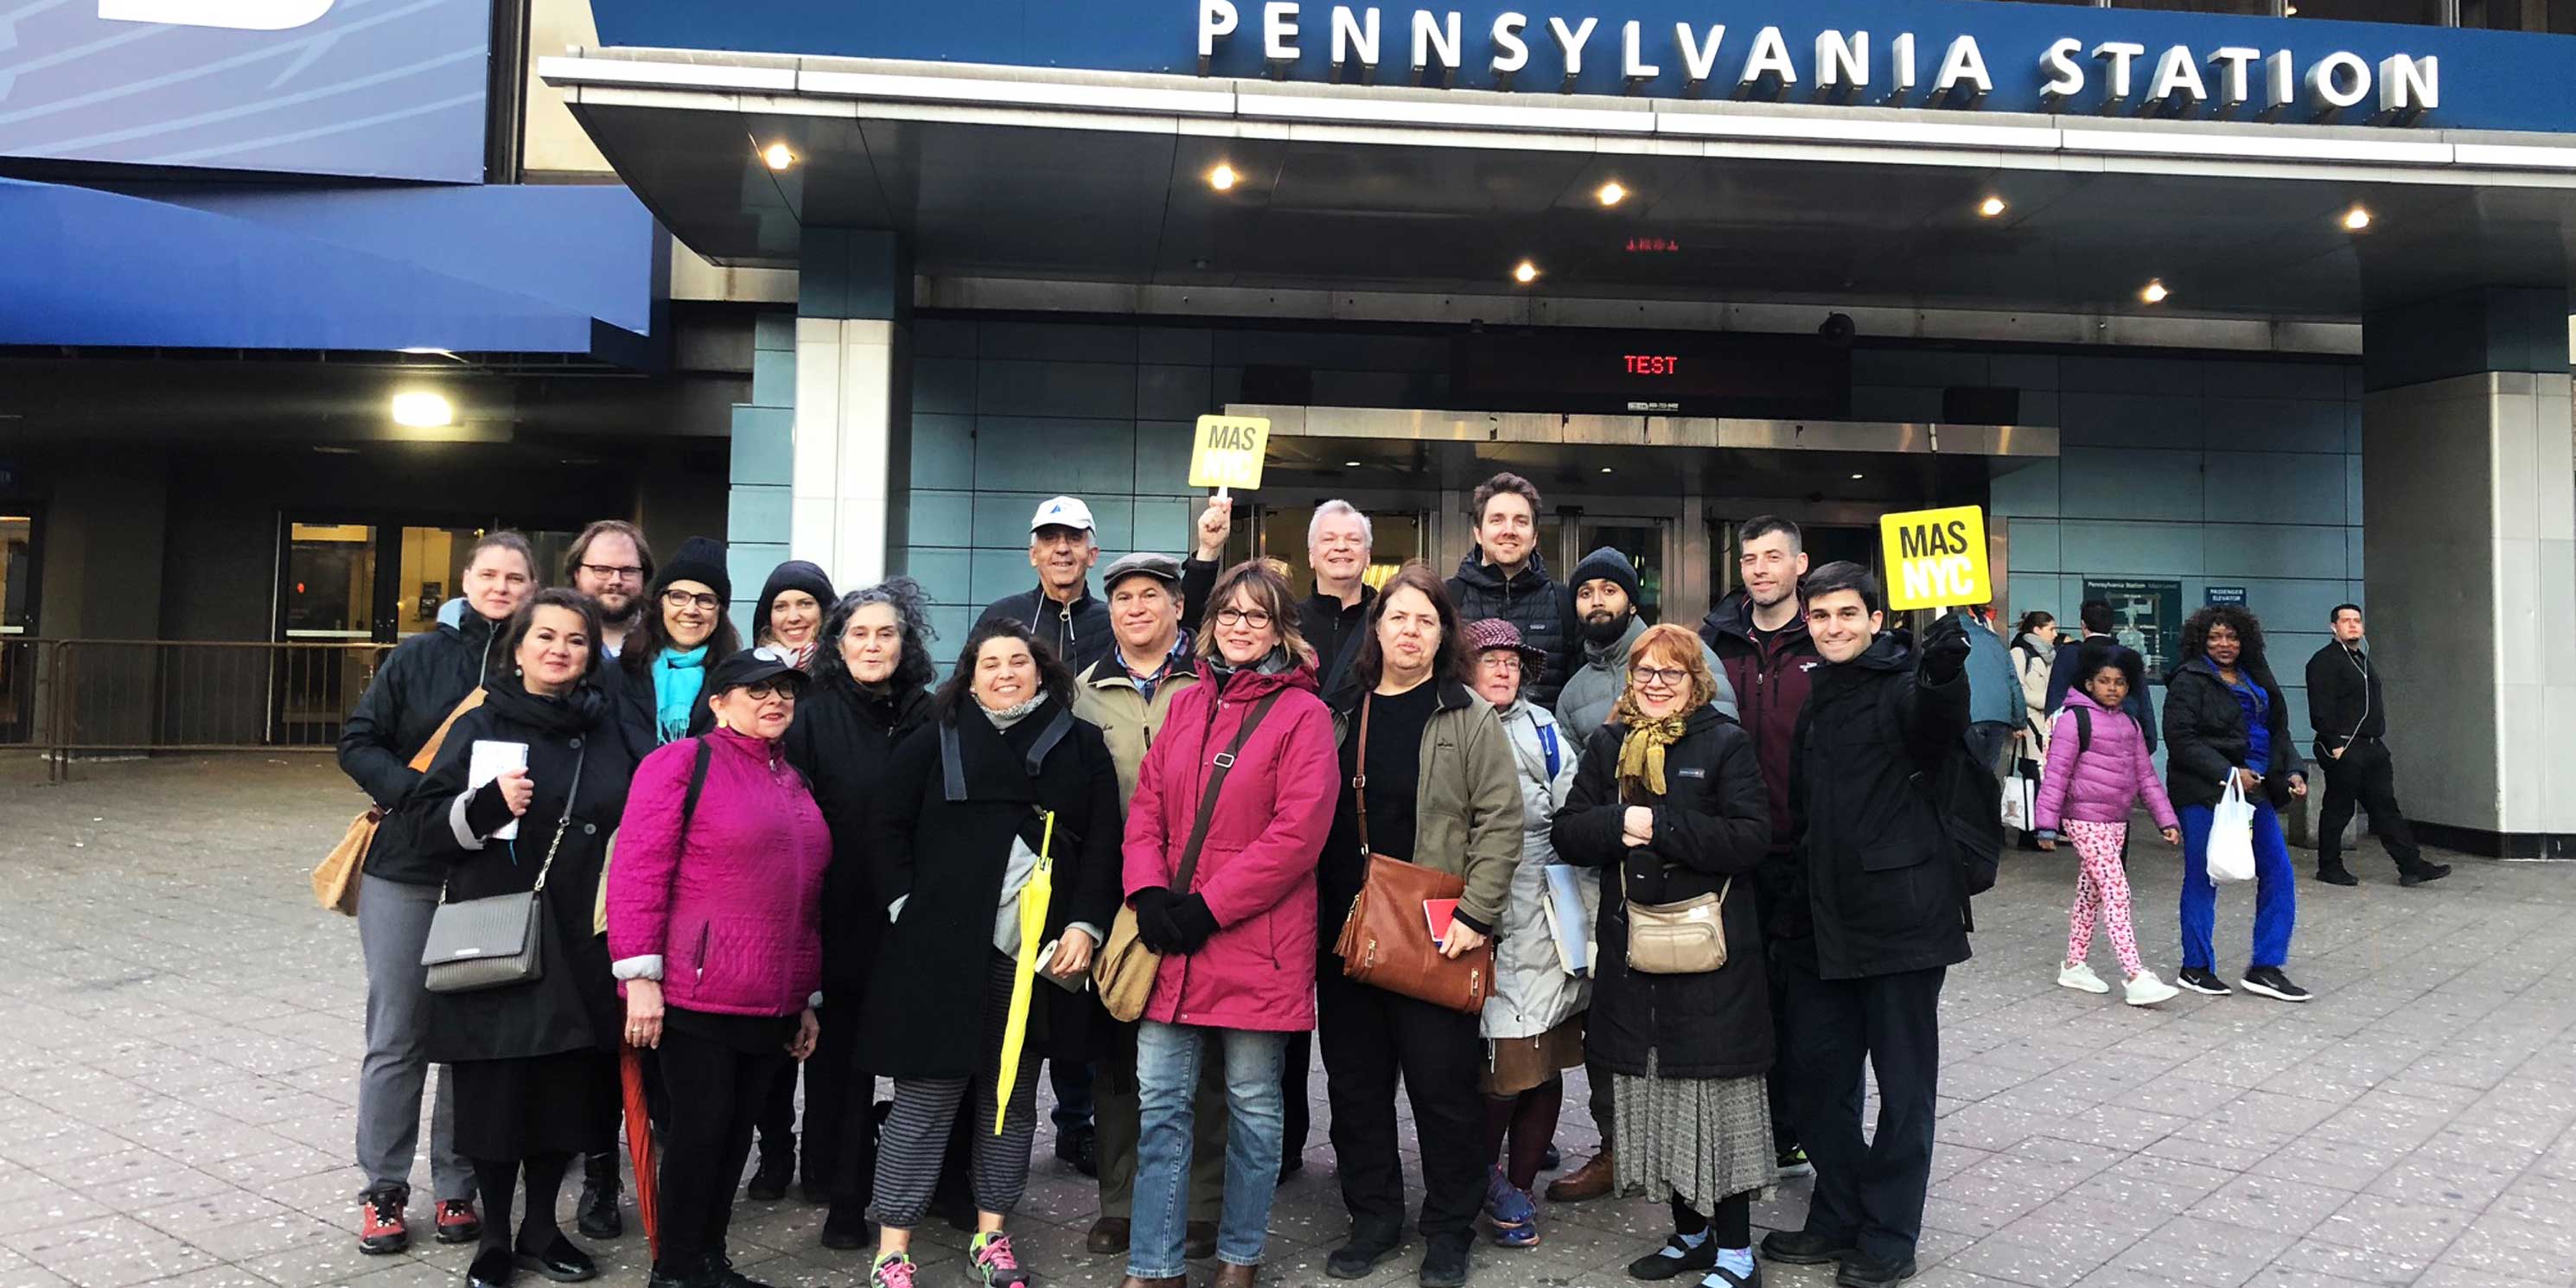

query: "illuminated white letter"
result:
(2267, 49), (2295, 112)
(1674, 22), (1726, 85)
(2147, 44), (2206, 105)
(1263, 1), (1299, 62)
(1933, 35), (1989, 98)
(1740, 25), (1796, 89)
(2308, 50), (2369, 111)
(2040, 36), (2083, 99)
(2209, 47), (2258, 107)
(2093, 41), (2144, 101)
(1490, 10), (1529, 73)
(1330, 6), (1380, 70)
(2379, 52), (2437, 112)
(1621, 20), (1660, 81)
(1412, 10), (1461, 73)
(1198, 0), (1240, 58)
(1816, 29), (1867, 92)
(1548, 15), (1599, 76)
(1889, 31), (1916, 99)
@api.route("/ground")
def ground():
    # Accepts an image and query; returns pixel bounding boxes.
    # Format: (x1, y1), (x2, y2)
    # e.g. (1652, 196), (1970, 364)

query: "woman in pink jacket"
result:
(1119, 561), (1340, 1288)
(607, 647), (832, 1288)
(2035, 638), (2184, 1008)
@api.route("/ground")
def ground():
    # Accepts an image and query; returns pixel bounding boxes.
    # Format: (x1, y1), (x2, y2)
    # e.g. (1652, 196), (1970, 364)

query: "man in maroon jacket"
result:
(1700, 514), (1824, 1182)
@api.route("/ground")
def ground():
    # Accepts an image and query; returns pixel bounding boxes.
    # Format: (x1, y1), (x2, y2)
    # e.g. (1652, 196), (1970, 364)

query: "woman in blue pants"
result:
(2161, 605), (2310, 1004)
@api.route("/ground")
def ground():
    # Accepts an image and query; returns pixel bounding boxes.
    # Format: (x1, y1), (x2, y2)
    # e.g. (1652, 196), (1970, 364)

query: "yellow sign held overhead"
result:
(1878, 506), (1990, 611)
(1189, 414), (1272, 494)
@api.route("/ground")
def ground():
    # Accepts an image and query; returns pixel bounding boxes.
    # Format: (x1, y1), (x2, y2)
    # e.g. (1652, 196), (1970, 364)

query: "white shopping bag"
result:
(2206, 774), (2258, 883)
(2000, 770), (2036, 832)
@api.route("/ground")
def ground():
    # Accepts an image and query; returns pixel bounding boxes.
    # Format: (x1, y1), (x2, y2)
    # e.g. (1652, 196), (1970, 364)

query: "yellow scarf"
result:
(1616, 713), (1693, 798)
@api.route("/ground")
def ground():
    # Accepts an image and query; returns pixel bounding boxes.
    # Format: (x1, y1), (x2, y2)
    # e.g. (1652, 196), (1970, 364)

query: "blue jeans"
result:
(2178, 800), (2296, 972)
(1132, 1021), (1288, 1276)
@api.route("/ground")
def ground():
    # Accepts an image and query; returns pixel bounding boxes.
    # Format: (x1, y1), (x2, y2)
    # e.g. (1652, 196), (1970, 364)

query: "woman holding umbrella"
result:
(859, 621), (1125, 1288)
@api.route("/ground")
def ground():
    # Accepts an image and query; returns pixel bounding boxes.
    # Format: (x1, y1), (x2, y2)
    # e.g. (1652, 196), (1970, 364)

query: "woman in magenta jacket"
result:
(2034, 637), (2183, 1009)
(1119, 561), (1340, 1288)
(607, 647), (832, 1288)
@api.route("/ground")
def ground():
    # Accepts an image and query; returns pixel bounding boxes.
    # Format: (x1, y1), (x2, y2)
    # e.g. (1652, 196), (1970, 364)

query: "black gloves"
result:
(1164, 894), (1220, 955)
(1130, 887), (1180, 953)
(1922, 628), (1973, 683)
(463, 779), (519, 839)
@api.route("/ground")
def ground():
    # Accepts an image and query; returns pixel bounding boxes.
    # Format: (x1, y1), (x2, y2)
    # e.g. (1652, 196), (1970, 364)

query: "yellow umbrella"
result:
(995, 809), (1057, 1134)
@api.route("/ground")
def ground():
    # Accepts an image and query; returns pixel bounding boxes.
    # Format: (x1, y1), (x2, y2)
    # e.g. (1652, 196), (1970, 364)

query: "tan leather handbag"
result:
(310, 688), (486, 915)
(1331, 693), (1492, 1016)
(1095, 691), (1285, 1021)
(1623, 865), (1731, 975)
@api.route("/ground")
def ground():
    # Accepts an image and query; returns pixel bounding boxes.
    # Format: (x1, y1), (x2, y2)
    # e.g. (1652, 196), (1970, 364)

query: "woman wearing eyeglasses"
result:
(617, 537), (743, 760)
(608, 647), (833, 1288)
(1550, 624), (1773, 1288)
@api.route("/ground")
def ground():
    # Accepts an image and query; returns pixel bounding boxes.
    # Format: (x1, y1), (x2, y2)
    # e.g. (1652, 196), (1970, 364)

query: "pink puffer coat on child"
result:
(2035, 688), (2179, 835)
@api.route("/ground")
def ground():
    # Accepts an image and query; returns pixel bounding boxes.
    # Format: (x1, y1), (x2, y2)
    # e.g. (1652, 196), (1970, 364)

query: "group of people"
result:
(1993, 596), (2451, 1014)
(328, 477), (2442, 1288)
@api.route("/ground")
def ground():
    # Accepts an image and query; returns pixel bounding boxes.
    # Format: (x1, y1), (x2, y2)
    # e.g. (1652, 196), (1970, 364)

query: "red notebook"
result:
(1423, 898), (1460, 947)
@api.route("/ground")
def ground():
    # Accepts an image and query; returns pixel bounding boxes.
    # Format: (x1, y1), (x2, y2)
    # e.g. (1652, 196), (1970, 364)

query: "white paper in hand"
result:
(469, 740), (531, 841)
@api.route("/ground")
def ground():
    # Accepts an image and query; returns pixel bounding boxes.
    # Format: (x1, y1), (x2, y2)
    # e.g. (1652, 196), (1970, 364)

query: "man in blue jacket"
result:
(1945, 604), (2019, 775)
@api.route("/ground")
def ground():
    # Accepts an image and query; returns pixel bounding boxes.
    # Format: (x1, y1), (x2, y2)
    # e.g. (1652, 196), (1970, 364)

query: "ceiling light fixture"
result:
(1208, 163), (1239, 191)
(1851, 473), (1866, 480)
(390, 391), (453, 428)
(1599, 466), (1614, 474)
(2140, 278), (2170, 304)
(1978, 195), (2007, 218)
(761, 142), (795, 171)
(1343, 460), (1363, 468)
(1597, 180), (1628, 207)
(2343, 206), (2372, 231)
(1513, 259), (1540, 284)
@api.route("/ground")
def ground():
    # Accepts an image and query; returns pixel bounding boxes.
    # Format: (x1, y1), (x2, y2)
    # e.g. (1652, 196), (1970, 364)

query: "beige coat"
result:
(1074, 648), (1202, 805)
(1330, 680), (1521, 933)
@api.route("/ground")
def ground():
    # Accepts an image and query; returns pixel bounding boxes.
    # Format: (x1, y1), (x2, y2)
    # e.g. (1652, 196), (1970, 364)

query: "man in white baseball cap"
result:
(977, 494), (1115, 673)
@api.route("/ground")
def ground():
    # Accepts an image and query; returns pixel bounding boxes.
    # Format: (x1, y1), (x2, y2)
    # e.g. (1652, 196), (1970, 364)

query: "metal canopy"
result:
(552, 54), (2576, 322)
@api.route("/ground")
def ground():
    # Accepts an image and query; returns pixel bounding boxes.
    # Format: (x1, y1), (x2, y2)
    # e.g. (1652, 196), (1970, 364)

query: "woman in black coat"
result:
(1550, 622), (1772, 1288)
(770, 578), (940, 1247)
(2164, 605), (2310, 1004)
(857, 620), (1123, 1288)
(403, 589), (634, 1288)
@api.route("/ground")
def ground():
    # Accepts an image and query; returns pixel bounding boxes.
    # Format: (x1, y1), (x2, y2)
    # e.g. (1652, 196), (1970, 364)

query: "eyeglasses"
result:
(1630, 665), (1688, 687)
(740, 682), (799, 702)
(662, 590), (722, 612)
(577, 562), (645, 583)
(1214, 607), (1274, 629)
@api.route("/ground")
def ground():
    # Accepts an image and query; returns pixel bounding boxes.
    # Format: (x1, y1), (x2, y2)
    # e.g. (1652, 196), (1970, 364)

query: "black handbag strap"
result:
(1174, 690), (1286, 892)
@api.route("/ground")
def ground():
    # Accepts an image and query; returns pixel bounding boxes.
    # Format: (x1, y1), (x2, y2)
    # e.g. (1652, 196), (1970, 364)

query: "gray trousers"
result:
(356, 874), (473, 1202)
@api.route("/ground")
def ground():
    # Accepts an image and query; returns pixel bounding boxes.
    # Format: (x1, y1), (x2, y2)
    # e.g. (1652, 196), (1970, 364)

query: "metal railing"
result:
(2, 639), (395, 782)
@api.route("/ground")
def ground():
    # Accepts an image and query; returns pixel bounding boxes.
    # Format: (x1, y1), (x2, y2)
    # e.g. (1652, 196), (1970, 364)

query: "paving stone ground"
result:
(3, 756), (2573, 1288)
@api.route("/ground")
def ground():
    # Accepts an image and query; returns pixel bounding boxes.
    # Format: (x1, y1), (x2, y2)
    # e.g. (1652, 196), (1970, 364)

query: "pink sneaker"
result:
(870, 1253), (916, 1288)
(970, 1231), (1030, 1288)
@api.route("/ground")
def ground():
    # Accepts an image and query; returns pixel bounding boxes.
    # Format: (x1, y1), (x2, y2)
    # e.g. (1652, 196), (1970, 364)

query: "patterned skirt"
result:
(1610, 1049), (1774, 1214)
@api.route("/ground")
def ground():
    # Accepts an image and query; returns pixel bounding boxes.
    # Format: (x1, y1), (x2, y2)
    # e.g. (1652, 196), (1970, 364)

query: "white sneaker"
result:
(2057, 962), (2111, 994)
(2123, 971), (2182, 1007)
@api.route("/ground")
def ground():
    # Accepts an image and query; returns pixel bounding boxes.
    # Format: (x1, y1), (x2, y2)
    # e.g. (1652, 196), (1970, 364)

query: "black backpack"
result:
(1896, 618), (2006, 928)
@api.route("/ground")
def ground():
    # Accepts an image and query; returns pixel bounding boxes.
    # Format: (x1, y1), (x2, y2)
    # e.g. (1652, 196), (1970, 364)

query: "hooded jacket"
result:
(338, 604), (512, 883)
(1554, 612), (1739, 751)
(1788, 631), (1973, 979)
(2046, 634), (2158, 752)
(783, 673), (935, 1000)
(607, 726), (832, 1017)
(1447, 549), (1578, 707)
(1483, 696), (1585, 1043)
(2164, 654), (2307, 812)
(979, 583), (1114, 673)
(2034, 689), (2177, 833)
(1699, 590), (1822, 857)
(1551, 704), (1774, 1078)
(1123, 660), (1339, 1031)
(408, 677), (633, 1064)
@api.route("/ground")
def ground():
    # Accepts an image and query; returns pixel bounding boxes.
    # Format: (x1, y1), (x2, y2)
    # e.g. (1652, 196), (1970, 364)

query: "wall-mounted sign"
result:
(2084, 577), (2184, 678)
(2206, 585), (2248, 606)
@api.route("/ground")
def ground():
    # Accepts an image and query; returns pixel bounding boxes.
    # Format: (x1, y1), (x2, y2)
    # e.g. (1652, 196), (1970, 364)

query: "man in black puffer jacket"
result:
(1446, 472), (1578, 708)
(1765, 563), (1971, 1288)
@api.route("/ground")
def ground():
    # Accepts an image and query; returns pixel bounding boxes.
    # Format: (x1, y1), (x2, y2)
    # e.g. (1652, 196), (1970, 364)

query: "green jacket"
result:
(1331, 680), (1522, 933)
(1073, 647), (1202, 807)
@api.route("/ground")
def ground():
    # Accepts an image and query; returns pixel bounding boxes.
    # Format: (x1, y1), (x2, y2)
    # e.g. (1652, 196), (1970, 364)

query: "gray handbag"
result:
(422, 747), (586, 995)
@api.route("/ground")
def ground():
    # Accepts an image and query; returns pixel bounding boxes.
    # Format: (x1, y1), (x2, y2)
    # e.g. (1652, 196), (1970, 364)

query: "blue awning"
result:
(0, 179), (665, 367)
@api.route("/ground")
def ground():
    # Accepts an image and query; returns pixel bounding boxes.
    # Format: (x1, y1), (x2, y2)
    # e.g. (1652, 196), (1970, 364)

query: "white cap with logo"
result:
(1030, 495), (1096, 534)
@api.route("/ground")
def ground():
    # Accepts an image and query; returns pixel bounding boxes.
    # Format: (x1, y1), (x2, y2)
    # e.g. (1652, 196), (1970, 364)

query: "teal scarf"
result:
(652, 646), (710, 744)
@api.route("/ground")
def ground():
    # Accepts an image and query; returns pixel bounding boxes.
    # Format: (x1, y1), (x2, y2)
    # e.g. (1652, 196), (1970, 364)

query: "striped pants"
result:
(867, 953), (1043, 1229)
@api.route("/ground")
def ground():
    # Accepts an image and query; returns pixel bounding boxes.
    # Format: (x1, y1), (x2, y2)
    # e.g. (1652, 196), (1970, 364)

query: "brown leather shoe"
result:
(1116, 1278), (1184, 1288)
(1088, 1216), (1132, 1254)
(1545, 1150), (1614, 1202)
(1185, 1221), (1219, 1259)
(1209, 1262), (1259, 1288)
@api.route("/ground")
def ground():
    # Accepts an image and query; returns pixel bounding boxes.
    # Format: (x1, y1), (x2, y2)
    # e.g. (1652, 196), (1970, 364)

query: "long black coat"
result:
(2165, 655), (2308, 811)
(400, 679), (634, 1065)
(1788, 632), (1973, 980)
(613, 649), (717, 764)
(1550, 705), (1775, 1080)
(782, 677), (934, 1007)
(858, 695), (1125, 1081)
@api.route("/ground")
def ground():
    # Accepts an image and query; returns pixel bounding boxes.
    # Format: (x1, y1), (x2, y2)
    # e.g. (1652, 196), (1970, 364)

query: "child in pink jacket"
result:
(2036, 640), (2184, 1007)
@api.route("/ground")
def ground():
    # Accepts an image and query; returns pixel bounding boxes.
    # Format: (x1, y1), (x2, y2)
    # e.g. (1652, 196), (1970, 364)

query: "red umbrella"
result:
(620, 1044), (661, 1259)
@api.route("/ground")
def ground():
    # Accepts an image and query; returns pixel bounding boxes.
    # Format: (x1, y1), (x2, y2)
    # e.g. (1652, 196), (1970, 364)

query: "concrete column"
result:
(2361, 289), (2576, 857)
(789, 230), (911, 590)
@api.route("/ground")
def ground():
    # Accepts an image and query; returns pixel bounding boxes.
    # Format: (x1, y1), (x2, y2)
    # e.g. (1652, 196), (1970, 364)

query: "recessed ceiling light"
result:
(389, 391), (452, 428)
(1343, 460), (1363, 468)
(1513, 259), (1540, 284)
(1208, 163), (1239, 191)
(2343, 206), (2371, 231)
(1599, 466), (1614, 474)
(1978, 195), (2006, 218)
(761, 142), (794, 171)
(2140, 278), (2170, 304)
(1597, 180), (1628, 207)
(1851, 473), (1865, 480)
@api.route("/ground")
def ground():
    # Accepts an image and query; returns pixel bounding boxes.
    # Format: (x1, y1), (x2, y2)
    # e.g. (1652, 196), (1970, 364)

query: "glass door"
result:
(0, 510), (35, 744)
(283, 523), (379, 642)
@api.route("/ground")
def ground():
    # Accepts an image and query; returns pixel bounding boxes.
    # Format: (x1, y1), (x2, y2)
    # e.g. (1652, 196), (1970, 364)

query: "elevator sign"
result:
(1189, 414), (1273, 491)
(1879, 506), (1989, 611)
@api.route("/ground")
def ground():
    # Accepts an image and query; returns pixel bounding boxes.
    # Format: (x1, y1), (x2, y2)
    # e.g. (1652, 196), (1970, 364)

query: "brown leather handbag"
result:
(1331, 692), (1492, 1016)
